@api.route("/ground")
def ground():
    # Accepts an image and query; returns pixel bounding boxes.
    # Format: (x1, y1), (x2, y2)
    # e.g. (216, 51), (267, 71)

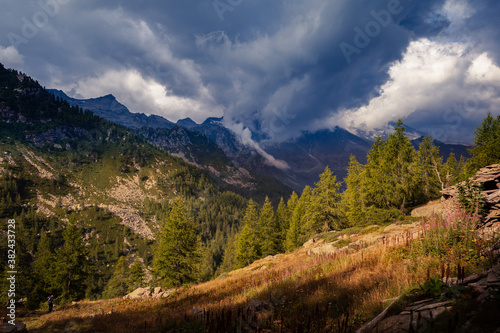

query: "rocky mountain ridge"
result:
(50, 90), (472, 192)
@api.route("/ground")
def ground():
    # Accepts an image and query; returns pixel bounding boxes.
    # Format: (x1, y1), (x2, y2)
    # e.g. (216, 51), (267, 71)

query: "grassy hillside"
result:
(0, 64), (260, 305)
(17, 200), (499, 332)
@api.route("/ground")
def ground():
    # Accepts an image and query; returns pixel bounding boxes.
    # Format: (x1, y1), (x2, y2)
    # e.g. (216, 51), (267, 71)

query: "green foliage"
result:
(467, 112), (500, 174)
(305, 166), (342, 233)
(235, 200), (261, 268)
(416, 277), (447, 298)
(29, 230), (56, 308)
(54, 216), (90, 303)
(152, 198), (202, 288)
(416, 135), (444, 198)
(274, 198), (287, 253)
(444, 153), (459, 187)
(457, 180), (485, 215)
(342, 155), (365, 226)
(103, 256), (130, 299)
(342, 121), (444, 226)
(219, 235), (238, 274)
(285, 186), (312, 251)
(411, 201), (482, 265)
(259, 197), (279, 257)
(128, 260), (145, 291)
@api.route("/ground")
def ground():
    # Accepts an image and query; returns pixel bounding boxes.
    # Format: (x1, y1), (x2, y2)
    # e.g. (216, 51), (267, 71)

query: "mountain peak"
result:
(100, 94), (117, 100)
(202, 117), (224, 126)
(176, 118), (198, 129)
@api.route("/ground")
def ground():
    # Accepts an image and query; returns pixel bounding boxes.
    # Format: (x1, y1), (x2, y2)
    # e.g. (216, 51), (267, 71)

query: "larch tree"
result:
(342, 155), (365, 226)
(152, 197), (202, 287)
(416, 135), (443, 201)
(468, 112), (500, 173)
(235, 199), (261, 268)
(103, 256), (130, 299)
(274, 197), (287, 252)
(285, 186), (312, 251)
(306, 166), (342, 233)
(259, 196), (279, 257)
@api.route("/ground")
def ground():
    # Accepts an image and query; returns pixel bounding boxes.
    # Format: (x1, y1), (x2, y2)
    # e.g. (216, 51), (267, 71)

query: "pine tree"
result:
(128, 260), (145, 292)
(274, 198), (287, 252)
(103, 256), (130, 299)
(342, 155), (365, 226)
(235, 199), (261, 268)
(382, 119), (417, 210)
(55, 216), (89, 302)
(306, 166), (342, 233)
(28, 230), (55, 308)
(285, 186), (312, 251)
(362, 136), (389, 209)
(468, 112), (500, 173)
(444, 153), (458, 187)
(152, 197), (202, 287)
(286, 192), (299, 222)
(219, 234), (238, 273)
(416, 136), (443, 201)
(259, 197), (279, 257)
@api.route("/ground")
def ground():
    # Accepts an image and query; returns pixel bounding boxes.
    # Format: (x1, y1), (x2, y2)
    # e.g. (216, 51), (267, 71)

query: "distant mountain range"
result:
(49, 89), (471, 192)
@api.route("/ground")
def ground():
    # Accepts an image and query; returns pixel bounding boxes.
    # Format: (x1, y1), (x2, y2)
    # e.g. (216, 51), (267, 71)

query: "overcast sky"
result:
(1, 0), (499, 144)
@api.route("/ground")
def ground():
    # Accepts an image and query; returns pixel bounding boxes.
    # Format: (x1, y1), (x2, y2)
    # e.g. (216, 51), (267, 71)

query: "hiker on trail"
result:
(47, 295), (54, 313)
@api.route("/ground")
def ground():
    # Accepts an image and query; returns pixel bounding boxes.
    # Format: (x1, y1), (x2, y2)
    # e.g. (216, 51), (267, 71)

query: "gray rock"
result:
(123, 287), (151, 299)
(462, 273), (481, 284)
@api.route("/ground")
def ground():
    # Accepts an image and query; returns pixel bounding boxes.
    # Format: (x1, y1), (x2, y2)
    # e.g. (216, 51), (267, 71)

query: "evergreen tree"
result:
(416, 135), (443, 201)
(444, 153), (458, 187)
(28, 230), (55, 308)
(362, 136), (389, 209)
(286, 192), (299, 223)
(55, 216), (89, 302)
(152, 197), (202, 287)
(342, 155), (365, 226)
(128, 260), (145, 292)
(259, 197), (279, 257)
(306, 166), (342, 233)
(382, 119), (418, 210)
(103, 256), (130, 299)
(285, 186), (312, 251)
(468, 112), (500, 172)
(235, 199), (261, 268)
(219, 235), (238, 274)
(274, 198), (287, 252)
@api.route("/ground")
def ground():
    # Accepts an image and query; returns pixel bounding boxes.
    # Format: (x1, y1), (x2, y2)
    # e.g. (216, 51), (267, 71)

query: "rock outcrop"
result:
(442, 164), (500, 227)
(123, 287), (173, 300)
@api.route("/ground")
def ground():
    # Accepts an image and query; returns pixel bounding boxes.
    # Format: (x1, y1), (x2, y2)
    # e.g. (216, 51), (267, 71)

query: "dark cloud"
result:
(0, 0), (499, 145)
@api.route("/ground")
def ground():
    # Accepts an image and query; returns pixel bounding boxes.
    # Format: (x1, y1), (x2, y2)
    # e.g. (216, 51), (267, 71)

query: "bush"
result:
(412, 200), (485, 272)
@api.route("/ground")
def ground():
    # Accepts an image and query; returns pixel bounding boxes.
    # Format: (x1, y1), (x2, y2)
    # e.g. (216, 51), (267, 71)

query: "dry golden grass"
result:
(20, 216), (496, 332)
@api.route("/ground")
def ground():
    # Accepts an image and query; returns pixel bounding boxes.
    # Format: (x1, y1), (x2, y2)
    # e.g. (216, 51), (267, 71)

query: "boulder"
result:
(123, 287), (151, 299)
(123, 287), (174, 299)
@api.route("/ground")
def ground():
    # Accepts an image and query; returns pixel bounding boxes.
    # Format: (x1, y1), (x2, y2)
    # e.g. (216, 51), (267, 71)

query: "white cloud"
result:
(325, 39), (500, 143)
(0, 45), (24, 68)
(60, 69), (223, 122)
(225, 122), (290, 170)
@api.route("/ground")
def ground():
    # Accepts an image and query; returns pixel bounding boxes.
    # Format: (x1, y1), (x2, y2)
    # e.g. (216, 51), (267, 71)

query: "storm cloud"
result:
(1, 0), (499, 145)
